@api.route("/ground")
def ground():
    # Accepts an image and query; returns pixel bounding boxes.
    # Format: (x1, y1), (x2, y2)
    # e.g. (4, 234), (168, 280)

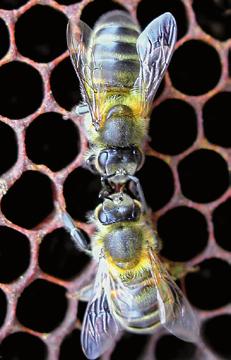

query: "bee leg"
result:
(68, 283), (94, 302)
(163, 260), (199, 280)
(99, 177), (114, 200)
(74, 103), (90, 116)
(63, 103), (89, 120)
(85, 153), (99, 175)
(62, 211), (92, 256)
(128, 175), (150, 216)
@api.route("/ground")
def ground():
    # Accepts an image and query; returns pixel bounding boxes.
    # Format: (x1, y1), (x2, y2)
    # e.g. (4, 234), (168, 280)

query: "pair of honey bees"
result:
(63, 9), (199, 359)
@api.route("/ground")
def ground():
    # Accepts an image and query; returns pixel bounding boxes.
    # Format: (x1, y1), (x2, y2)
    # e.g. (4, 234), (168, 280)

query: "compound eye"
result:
(98, 207), (109, 224)
(134, 148), (144, 171)
(86, 154), (97, 174)
(97, 150), (109, 172)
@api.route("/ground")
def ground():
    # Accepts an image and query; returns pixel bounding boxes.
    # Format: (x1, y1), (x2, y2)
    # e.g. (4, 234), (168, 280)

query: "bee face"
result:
(96, 146), (144, 183)
(97, 192), (141, 225)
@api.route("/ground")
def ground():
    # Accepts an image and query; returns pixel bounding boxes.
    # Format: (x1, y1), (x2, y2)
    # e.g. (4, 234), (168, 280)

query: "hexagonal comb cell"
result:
(39, 228), (89, 280)
(169, 40), (221, 95)
(150, 99), (197, 155)
(0, 0), (231, 359)
(203, 92), (231, 148)
(157, 206), (208, 262)
(138, 156), (174, 211)
(185, 258), (231, 310)
(178, 149), (229, 203)
(1, 171), (54, 229)
(16, 279), (67, 332)
(0, 226), (30, 283)
(15, 5), (68, 63)
(202, 315), (231, 359)
(64, 167), (101, 221)
(26, 112), (80, 172)
(0, 332), (47, 359)
(50, 57), (81, 111)
(193, 0), (231, 41)
(0, 61), (43, 119)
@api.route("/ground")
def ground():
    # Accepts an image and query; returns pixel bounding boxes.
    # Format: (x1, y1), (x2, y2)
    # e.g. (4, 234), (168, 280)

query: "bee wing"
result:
(67, 18), (102, 127)
(81, 256), (120, 359)
(148, 247), (199, 342)
(135, 13), (177, 116)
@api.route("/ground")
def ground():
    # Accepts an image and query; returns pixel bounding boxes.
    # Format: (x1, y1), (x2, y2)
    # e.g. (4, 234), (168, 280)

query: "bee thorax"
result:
(101, 105), (135, 147)
(104, 226), (142, 269)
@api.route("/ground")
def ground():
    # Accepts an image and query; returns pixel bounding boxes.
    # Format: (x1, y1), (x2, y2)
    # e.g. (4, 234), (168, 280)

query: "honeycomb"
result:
(0, 0), (231, 359)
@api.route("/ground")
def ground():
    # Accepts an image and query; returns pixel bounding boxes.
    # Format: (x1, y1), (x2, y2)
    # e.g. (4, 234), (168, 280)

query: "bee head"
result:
(97, 193), (141, 225)
(101, 105), (135, 147)
(96, 146), (144, 183)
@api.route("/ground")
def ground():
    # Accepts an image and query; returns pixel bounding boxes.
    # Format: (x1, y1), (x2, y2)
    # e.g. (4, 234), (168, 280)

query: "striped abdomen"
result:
(112, 269), (160, 333)
(89, 11), (140, 89)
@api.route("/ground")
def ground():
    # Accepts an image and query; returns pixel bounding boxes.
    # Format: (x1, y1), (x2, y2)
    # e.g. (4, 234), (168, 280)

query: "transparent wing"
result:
(108, 269), (161, 334)
(148, 246), (199, 342)
(67, 17), (103, 128)
(81, 255), (120, 359)
(135, 12), (177, 116)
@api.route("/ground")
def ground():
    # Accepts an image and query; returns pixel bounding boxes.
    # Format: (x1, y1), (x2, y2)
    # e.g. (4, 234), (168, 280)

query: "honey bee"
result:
(67, 10), (177, 188)
(63, 192), (199, 360)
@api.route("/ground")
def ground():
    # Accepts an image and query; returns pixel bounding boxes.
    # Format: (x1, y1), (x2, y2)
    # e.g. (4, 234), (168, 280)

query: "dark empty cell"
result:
(64, 167), (101, 222)
(39, 228), (89, 280)
(0, 226), (30, 283)
(26, 112), (80, 172)
(178, 149), (229, 203)
(81, 0), (125, 27)
(15, 5), (67, 63)
(50, 57), (81, 111)
(185, 258), (231, 310)
(111, 333), (148, 360)
(0, 18), (9, 59)
(0, 332), (47, 360)
(0, 289), (7, 327)
(59, 329), (85, 360)
(157, 206), (208, 262)
(213, 198), (231, 251)
(169, 40), (221, 95)
(137, 156), (174, 211)
(202, 315), (231, 359)
(0, 122), (17, 175)
(193, 0), (231, 41)
(0, 61), (43, 119)
(16, 279), (67, 332)
(155, 335), (197, 360)
(137, 0), (187, 39)
(150, 99), (197, 155)
(203, 92), (231, 148)
(229, 50), (231, 77)
(0, 0), (28, 9)
(1, 171), (54, 229)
